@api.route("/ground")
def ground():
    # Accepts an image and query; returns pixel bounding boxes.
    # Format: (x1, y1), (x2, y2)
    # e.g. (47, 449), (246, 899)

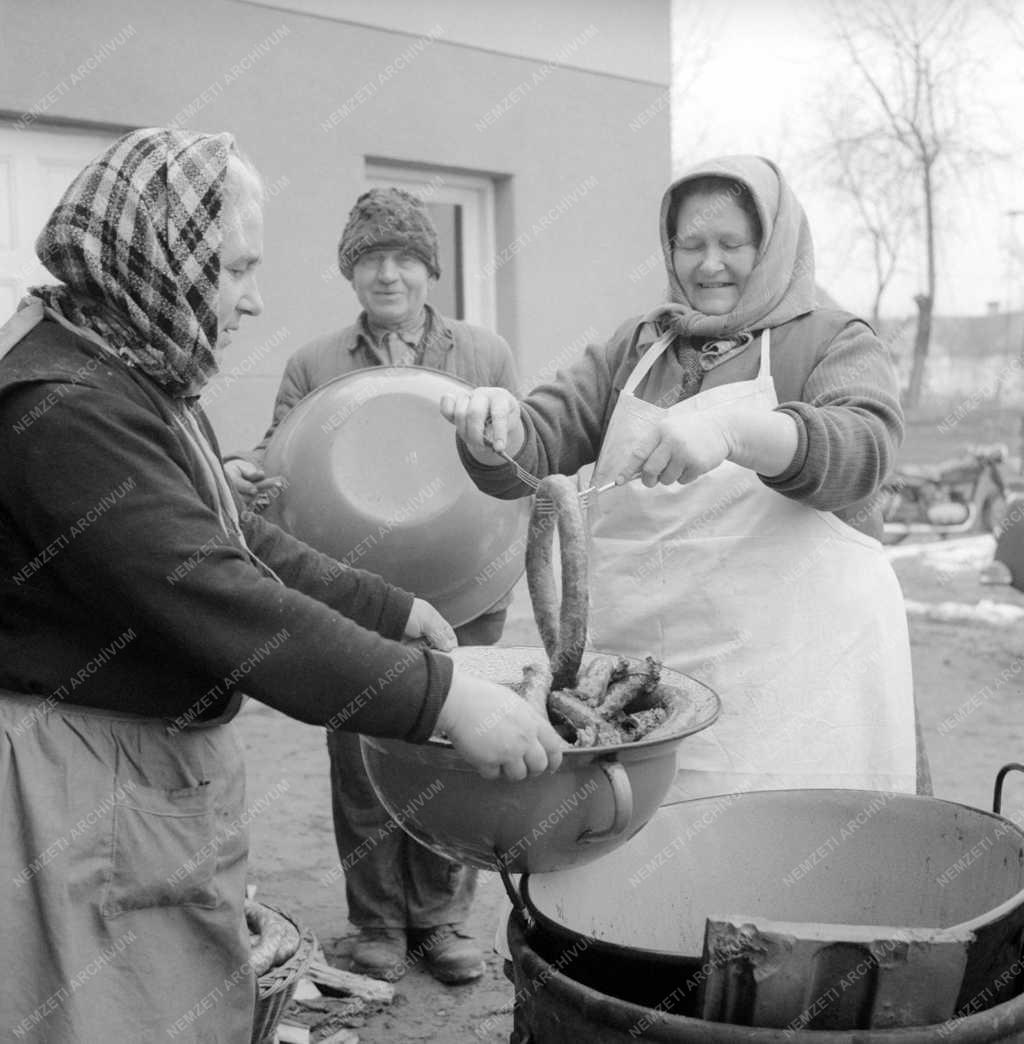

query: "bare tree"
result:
(670, 3), (726, 162)
(984, 0), (1024, 51)
(816, 96), (917, 326)
(825, 0), (1000, 408)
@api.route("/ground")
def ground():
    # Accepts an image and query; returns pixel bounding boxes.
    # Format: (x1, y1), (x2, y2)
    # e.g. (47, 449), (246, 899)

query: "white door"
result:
(0, 123), (117, 320)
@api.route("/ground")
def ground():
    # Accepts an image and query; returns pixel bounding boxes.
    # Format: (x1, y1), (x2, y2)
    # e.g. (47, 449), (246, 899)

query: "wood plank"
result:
(274, 1020), (310, 1043)
(305, 960), (394, 1005)
(316, 1030), (359, 1044)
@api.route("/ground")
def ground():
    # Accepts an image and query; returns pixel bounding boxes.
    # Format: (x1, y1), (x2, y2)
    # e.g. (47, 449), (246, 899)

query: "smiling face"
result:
(216, 160), (264, 350)
(672, 190), (759, 316)
(351, 248), (432, 329)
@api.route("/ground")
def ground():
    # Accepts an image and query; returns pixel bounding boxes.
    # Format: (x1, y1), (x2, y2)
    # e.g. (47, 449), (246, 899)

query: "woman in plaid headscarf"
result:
(0, 128), (560, 1042)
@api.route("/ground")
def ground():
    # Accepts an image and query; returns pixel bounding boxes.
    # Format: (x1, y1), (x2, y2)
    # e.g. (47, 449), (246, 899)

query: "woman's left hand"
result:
(403, 597), (458, 651)
(618, 413), (732, 487)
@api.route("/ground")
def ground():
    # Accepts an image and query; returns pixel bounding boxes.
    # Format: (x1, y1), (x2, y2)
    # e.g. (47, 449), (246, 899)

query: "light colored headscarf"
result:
(28, 127), (235, 397)
(646, 155), (816, 342)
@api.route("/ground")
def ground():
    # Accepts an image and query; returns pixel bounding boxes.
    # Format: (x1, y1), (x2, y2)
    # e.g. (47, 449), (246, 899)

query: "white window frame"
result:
(0, 123), (118, 318)
(364, 163), (496, 330)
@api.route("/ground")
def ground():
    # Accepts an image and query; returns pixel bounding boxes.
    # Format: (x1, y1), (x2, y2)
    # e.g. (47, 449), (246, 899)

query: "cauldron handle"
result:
(495, 853), (535, 932)
(576, 757), (633, 844)
(993, 763), (1024, 813)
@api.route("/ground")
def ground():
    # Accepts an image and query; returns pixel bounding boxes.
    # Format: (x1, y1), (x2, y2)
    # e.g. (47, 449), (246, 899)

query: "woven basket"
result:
(249, 905), (317, 1044)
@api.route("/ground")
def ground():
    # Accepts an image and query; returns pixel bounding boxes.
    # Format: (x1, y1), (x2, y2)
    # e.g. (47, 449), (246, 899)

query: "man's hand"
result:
(223, 459), (285, 510)
(440, 387), (524, 464)
(404, 597), (457, 652)
(437, 667), (565, 781)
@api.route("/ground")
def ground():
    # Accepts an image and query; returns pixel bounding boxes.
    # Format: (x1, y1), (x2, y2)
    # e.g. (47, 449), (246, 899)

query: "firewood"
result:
(316, 1030), (360, 1044)
(292, 978), (322, 1001)
(305, 960), (394, 1004)
(275, 1020), (310, 1043)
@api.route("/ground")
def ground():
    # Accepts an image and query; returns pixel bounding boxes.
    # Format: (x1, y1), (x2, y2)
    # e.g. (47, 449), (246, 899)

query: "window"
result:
(364, 163), (496, 329)
(0, 124), (117, 320)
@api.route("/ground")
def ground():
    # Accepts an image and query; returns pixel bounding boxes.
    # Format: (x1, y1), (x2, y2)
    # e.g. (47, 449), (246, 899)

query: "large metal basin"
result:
(262, 366), (530, 627)
(359, 646), (720, 873)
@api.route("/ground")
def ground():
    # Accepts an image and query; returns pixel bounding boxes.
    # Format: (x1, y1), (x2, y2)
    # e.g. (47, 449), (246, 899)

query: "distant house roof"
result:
(878, 310), (1024, 362)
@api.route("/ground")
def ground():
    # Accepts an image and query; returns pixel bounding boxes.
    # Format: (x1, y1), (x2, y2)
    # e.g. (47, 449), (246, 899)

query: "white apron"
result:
(586, 330), (917, 801)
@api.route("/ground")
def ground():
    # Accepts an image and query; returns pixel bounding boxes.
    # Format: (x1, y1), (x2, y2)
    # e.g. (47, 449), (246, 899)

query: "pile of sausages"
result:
(521, 475), (670, 747)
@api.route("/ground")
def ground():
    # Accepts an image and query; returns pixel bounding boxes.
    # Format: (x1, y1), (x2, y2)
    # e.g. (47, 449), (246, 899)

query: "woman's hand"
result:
(439, 387), (525, 464)
(437, 667), (565, 781)
(618, 412), (732, 487)
(404, 598), (457, 652)
(617, 408), (799, 486)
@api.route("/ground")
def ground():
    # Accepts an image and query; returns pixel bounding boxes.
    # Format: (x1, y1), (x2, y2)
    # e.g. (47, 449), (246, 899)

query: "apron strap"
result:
(622, 333), (675, 395)
(757, 328), (771, 378)
(623, 328), (772, 397)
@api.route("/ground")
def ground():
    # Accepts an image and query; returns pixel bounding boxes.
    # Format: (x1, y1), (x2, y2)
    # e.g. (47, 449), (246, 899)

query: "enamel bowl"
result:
(359, 646), (721, 873)
(262, 366), (530, 627)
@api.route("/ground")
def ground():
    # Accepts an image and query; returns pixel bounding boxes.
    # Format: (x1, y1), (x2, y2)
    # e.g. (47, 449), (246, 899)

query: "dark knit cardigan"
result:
(0, 319), (450, 738)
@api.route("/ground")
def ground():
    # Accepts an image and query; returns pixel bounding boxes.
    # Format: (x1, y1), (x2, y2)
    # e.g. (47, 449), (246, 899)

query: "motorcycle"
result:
(880, 443), (1010, 543)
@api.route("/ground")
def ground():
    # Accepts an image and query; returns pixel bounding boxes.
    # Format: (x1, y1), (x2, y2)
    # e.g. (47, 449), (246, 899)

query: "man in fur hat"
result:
(225, 187), (518, 985)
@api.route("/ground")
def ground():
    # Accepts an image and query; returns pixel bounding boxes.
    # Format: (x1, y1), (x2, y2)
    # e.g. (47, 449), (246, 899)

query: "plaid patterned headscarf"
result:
(29, 127), (235, 397)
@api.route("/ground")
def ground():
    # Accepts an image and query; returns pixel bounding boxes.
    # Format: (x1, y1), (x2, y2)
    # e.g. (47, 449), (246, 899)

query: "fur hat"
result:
(337, 187), (441, 280)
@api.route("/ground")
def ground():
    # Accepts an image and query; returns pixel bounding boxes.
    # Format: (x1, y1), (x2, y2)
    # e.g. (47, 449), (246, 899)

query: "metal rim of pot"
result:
(505, 910), (1024, 1043)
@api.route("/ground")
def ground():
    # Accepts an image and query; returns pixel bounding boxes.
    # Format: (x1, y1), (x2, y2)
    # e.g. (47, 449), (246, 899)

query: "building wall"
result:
(0, 0), (671, 451)
(240, 0), (672, 83)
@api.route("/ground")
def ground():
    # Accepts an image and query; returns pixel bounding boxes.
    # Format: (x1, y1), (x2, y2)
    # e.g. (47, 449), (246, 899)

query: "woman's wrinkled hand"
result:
(436, 667), (565, 781)
(439, 387), (524, 463)
(618, 412), (732, 487)
(404, 598), (458, 652)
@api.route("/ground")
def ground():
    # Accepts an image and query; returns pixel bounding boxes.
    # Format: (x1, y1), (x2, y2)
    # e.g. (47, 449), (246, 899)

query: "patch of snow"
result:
(886, 535), (995, 570)
(904, 598), (1024, 626)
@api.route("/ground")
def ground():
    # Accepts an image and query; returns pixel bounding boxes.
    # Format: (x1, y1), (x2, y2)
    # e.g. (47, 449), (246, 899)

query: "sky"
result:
(670, 0), (1024, 319)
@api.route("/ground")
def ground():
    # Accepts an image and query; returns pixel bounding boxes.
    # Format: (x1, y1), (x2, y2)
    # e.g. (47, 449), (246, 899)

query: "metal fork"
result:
(483, 433), (620, 513)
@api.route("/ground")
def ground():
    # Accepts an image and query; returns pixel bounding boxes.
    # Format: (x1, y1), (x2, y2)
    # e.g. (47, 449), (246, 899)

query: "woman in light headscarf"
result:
(0, 128), (560, 1042)
(446, 155), (926, 800)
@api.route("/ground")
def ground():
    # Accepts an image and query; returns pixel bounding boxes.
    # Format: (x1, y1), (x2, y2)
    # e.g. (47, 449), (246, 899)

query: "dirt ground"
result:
(237, 529), (1024, 1043)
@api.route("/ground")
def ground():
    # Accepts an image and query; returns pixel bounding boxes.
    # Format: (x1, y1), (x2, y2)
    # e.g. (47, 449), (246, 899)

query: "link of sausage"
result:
(548, 689), (621, 746)
(621, 706), (669, 741)
(599, 656), (663, 718)
(525, 475), (588, 691)
(574, 656), (616, 706)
